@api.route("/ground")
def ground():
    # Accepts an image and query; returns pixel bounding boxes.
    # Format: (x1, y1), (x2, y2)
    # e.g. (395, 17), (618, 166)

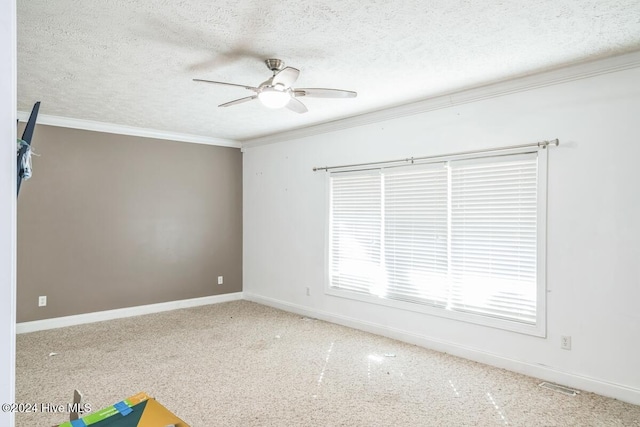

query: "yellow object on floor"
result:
(57, 392), (189, 427)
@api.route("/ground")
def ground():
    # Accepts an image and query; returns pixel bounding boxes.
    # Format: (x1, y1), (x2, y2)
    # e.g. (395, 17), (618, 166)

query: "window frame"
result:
(324, 147), (548, 337)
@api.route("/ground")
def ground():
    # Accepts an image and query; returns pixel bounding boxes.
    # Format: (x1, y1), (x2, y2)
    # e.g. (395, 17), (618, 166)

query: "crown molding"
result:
(17, 51), (640, 150)
(16, 113), (242, 148)
(241, 50), (640, 148)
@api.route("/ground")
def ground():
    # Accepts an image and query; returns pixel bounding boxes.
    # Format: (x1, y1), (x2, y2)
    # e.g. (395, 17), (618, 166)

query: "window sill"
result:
(325, 286), (546, 337)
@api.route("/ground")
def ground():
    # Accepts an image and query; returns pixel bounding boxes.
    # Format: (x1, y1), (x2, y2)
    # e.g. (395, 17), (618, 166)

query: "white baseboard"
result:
(243, 292), (640, 406)
(16, 292), (243, 334)
(16, 290), (640, 405)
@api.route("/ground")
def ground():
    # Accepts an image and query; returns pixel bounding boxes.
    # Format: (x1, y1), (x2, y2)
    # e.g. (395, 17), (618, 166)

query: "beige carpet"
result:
(15, 300), (640, 426)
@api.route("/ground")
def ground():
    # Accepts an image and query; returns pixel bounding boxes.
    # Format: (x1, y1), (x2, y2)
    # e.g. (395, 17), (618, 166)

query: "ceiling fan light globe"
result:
(258, 89), (291, 109)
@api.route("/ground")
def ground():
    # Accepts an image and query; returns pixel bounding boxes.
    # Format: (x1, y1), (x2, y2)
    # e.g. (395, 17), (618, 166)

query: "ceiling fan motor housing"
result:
(265, 59), (285, 73)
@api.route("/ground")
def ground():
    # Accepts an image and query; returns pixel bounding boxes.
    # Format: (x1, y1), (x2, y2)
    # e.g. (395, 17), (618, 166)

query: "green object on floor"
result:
(56, 392), (188, 427)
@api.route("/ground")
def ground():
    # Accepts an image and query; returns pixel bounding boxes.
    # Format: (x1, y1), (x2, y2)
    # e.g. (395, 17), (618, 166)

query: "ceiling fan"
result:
(193, 59), (357, 113)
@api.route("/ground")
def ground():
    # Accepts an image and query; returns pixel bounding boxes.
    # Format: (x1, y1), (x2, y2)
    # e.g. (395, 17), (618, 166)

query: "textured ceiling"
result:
(17, 0), (640, 142)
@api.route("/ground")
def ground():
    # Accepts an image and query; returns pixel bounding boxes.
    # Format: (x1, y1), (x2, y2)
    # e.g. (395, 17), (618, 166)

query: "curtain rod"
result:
(312, 139), (559, 172)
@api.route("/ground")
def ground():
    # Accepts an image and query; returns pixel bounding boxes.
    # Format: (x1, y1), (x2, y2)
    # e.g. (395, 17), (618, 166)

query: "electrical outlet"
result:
(38, 296), (47, 307)
(218, 276), (223, 285)
(306, 287), (310, 296)
(561, 335), (572, 350)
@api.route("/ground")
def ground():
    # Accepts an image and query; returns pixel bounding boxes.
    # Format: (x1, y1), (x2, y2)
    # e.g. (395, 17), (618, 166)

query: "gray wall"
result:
(17, 124), (242, 322)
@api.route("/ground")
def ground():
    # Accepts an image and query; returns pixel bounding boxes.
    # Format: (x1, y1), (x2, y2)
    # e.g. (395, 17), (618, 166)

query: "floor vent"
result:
(539, 382), (580, 396)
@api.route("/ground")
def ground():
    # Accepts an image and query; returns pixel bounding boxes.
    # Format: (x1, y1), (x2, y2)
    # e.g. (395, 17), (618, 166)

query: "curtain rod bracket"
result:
(538, 139), (560, 149)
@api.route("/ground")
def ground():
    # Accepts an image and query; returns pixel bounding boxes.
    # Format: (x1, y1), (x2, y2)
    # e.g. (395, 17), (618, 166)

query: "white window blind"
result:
(329, 172), (382, 295)
(384, 165), (449, 306)
(449, 154), (538, 323)
(328, 150), (544, 330)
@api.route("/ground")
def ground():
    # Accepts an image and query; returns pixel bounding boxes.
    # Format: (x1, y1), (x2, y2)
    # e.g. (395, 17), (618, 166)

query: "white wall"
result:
(243, 61), (640, 404)
(0, 0), (17, 426)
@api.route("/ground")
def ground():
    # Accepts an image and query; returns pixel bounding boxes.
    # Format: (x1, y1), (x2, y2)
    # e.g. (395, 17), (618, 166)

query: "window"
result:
(328, 148), (547, 335)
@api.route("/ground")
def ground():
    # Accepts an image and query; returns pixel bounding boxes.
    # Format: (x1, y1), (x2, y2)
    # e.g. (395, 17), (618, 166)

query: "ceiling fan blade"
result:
(272, 67), (300, 88)
(294, 88), (357, 98)
(193, 79), (258, 91)
(219, 95), (258, 107)
(285, 97), (308, 114)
